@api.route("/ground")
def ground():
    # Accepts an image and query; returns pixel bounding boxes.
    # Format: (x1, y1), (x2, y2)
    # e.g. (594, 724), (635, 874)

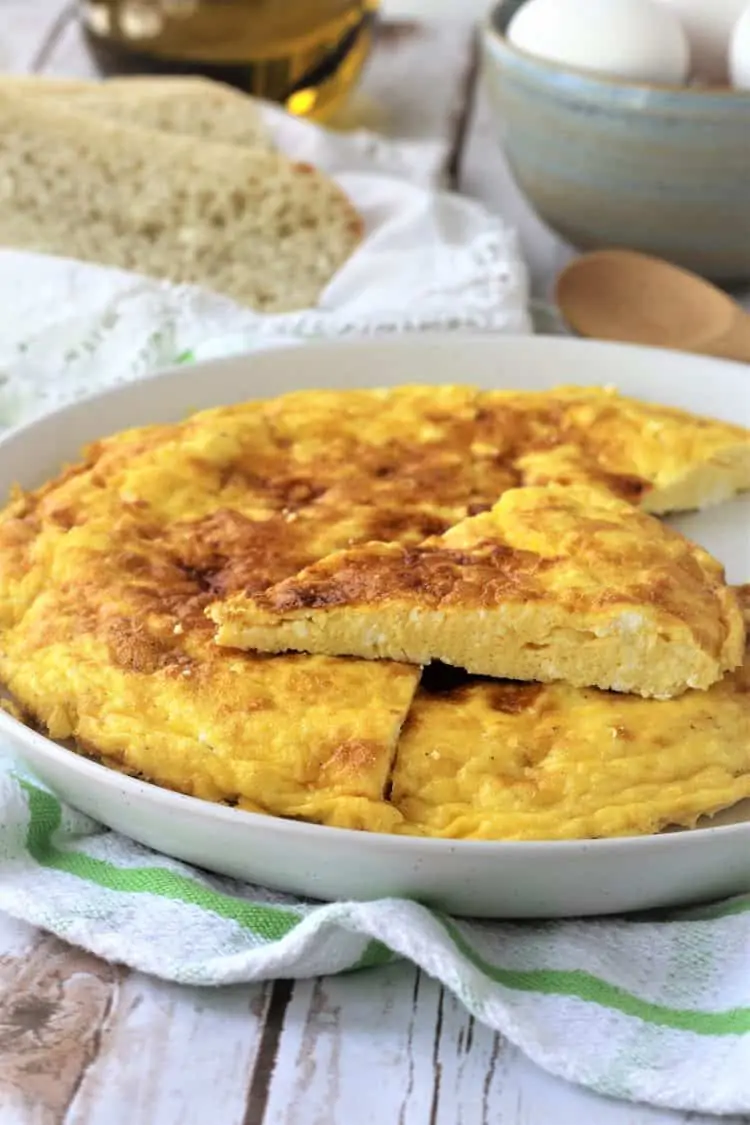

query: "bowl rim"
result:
(483, 0), (750, 105)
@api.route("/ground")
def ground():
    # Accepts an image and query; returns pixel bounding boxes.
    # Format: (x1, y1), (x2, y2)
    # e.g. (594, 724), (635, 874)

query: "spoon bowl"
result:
(556, 250), (750, 362)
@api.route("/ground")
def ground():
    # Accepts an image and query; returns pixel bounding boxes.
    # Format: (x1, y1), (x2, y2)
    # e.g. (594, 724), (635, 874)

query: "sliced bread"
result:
(0, 93), (362, 311)
(0, 74), (274, 150)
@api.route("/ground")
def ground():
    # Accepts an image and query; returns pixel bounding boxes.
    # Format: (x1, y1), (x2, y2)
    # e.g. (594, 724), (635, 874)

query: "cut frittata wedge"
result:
(211, 483), (745, 699)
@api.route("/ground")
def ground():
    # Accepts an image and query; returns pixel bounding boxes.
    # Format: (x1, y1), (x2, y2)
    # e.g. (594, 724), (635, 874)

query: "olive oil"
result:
(81, 0), (379, 119)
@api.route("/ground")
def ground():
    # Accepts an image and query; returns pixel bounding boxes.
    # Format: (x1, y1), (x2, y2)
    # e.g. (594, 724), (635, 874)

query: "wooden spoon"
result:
(556, 249), (750, 363)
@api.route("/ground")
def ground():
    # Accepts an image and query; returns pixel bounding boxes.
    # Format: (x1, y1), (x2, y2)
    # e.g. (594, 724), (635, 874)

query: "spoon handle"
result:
(701, 311), (750, 365)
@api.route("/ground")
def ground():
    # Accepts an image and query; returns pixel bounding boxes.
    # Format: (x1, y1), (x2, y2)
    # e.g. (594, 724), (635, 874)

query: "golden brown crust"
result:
(252, 489), (733, 639)
(213, 484), (745, 699)
(263, 542), (548, 612)
(0, 402), (430, 828)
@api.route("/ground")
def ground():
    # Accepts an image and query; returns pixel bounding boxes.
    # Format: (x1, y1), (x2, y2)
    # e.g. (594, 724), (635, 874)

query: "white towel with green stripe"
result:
(0, 760), (748, 1117)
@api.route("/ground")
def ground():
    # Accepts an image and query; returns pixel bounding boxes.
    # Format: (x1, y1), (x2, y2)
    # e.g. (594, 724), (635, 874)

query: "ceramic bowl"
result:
(481, 0), (750, 282)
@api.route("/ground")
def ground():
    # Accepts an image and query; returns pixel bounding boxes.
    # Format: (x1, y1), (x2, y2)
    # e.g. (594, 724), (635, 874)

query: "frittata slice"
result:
(491, 384), (750, 514)
(0, 479), (421, 834)
(211, 483), (745, 699)
(390, 648), (750, 841)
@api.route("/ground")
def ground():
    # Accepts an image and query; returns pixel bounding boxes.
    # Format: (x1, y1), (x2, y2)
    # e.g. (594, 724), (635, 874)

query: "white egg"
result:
(729, 3), (750, 88)
(506, 0), (691, 85)
(657, 0), (748, 82)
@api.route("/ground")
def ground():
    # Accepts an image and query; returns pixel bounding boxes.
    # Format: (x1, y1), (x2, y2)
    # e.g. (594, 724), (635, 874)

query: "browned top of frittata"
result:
(0, 384), (747, 835)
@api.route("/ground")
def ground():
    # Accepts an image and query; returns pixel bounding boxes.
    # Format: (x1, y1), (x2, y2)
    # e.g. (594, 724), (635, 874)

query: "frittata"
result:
(0, 383), (748, 839)
(211, 484), (744, 699)
(0, 509), (420, 829)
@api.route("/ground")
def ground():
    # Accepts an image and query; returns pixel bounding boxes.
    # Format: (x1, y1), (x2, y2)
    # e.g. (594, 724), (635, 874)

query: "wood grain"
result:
(242, 980), (294, 1125)
(65, 974), (272, 1125)
(0, 917), (275, 1125)
(0, 921), (118, 1125)
(258, 962), (519, 1125)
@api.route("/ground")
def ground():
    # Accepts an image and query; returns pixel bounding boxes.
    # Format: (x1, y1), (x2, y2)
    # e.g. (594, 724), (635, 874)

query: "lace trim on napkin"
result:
(0, 218), (528, 429)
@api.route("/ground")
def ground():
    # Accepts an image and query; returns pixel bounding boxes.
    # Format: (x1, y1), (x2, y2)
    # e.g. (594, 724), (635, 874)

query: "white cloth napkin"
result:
(0, 177), (529, 424)
(259, 98), (453, 188)
(0, 105), (746, 1120)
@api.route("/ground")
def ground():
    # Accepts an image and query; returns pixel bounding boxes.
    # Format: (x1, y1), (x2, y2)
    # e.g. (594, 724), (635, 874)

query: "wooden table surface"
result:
(1, 7), (746, 1125)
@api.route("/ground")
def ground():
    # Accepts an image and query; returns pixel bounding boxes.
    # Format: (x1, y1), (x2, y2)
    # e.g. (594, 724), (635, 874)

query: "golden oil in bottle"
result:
(80, 0), (379, 120)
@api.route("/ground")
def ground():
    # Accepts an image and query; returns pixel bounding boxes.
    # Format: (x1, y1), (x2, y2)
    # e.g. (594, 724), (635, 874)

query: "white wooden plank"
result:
(483, 1040), (750, 1125)
(64, 974), (272, 1125)
(383, 0), (490, 18)
(0, 927), (119, 1125)
(0, 0), (70, 73)
(260, 962), (432, 1124)
(349, 22), (474, 145)
(258, 959), (731, 1125)
(0, 913), (271, 1125)
(430, 985), (507, 1125)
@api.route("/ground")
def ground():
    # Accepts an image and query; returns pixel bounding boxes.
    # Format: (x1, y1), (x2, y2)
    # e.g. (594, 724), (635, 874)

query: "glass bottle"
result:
(80, 0), (379, 119)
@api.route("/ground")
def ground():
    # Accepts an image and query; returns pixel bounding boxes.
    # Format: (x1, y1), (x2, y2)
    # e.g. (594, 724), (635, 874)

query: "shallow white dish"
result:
(1, 335), (748, 919)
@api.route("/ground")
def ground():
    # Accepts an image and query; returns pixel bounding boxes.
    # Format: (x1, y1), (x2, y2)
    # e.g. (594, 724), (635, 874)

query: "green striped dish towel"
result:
(0, 760), (748, 1116)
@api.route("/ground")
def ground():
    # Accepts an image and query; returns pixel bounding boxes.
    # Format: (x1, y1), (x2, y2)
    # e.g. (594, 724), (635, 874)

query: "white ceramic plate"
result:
(1, 336), (748, 919)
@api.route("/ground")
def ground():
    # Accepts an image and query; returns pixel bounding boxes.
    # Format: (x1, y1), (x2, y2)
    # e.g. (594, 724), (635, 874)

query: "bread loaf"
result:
(0, 74), (274, 150)
(0, 93), (362, 311)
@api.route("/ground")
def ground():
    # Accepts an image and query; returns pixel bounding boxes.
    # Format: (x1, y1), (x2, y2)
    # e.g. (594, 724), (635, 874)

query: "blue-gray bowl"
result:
(482, 0), (750, 282)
